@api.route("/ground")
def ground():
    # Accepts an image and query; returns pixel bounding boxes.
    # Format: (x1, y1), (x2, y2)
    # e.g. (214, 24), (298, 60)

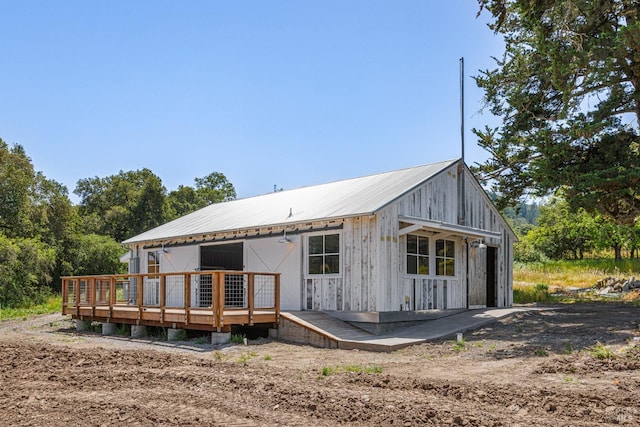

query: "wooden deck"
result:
(62, 271), (280, 332)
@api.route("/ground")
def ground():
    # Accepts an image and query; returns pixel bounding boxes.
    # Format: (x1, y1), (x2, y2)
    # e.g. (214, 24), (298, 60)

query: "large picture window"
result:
(406, 234), (429, 275)
(436, 239), (455, 276)
(308, 233), (340, 275)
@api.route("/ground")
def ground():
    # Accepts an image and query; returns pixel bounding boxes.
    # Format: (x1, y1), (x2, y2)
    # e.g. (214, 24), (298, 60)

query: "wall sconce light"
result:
(278, 230), (292, 244)
(470, 240), (487, 249)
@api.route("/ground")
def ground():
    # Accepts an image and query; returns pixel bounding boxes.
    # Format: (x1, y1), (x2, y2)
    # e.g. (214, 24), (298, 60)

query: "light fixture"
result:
(470, 239), (487, 249)
(278, 230), (292, 244)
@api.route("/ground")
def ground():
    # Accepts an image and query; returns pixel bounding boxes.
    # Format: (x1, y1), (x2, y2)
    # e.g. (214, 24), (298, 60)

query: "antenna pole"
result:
(460, 57), (465, 162)
(458, 57), (466, 226)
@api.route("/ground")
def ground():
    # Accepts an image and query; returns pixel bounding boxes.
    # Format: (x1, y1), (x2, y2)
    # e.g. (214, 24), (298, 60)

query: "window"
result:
(436, 239), (455, 276)
(308, 234), (340, 275)
(147, 252), (159, 276)
(406, 234), (429, 275)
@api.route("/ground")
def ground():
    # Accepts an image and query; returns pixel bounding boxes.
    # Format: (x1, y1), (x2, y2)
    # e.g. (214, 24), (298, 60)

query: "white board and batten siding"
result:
(463, 167), (515, 308)
(244, 236), (302, 311)
(302, 215), (376, 312)
(301, 162), (514, 312)
(377, 165), (466, 311)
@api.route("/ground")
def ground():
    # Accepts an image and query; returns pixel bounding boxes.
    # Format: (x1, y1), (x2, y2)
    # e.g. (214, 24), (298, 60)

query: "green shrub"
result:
(589, 342), (613, 359)
(230, 333), (246, 344)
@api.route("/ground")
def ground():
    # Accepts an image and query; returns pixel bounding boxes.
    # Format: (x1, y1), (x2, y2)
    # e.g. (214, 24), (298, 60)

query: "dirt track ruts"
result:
(1, 303), (639, 426)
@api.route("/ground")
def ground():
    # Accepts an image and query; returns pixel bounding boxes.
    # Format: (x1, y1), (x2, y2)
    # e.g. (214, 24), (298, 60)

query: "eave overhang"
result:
(398, 215), (503, 242)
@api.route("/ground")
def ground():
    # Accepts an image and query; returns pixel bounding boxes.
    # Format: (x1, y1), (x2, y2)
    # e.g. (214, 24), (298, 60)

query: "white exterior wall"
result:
(370, 163), (513, 311)
(378, 164), (466, 311)
(158, 246), (199, 273)
(464, 168), (515, 308)
(301, 217), (378, 312)
(129, 163), (513, 313)
(245, 236), (302, 311)
(299, 163), (513, 312)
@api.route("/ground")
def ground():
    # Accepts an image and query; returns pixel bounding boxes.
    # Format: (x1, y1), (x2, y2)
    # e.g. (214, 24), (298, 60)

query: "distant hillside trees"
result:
(513, 194), (640, 261)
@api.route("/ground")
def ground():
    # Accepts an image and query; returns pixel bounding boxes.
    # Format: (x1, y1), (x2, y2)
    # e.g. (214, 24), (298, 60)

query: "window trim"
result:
(406, 234), (430, 276)
(147, 251), (160, 276)
(435, 238), (456, 277)
(305, 232), (342, 277)
(403, 235), (458, 278)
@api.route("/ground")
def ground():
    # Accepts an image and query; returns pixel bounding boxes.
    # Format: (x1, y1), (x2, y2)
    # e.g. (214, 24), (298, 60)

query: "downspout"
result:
(465, 238), (470, 309)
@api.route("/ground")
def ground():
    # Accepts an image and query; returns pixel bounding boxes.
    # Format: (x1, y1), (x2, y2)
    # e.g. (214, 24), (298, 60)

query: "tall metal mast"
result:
(460, 57), (465, 163)
(458, 57), (466, 226)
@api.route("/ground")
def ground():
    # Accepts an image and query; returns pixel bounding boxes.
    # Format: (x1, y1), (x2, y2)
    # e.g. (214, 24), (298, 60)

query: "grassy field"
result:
(0, 296), (62, 321)
(514, 258), (640, 288)
(513, 258), (640, 304)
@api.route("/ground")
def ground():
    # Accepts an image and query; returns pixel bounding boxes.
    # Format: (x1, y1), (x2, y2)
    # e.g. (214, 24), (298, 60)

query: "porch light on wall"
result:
(470, 239), (487, 249)
(278, 230), (292, 244)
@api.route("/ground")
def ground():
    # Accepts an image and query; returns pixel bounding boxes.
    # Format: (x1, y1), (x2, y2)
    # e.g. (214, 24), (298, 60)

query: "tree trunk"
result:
(614, 245), (623, 261)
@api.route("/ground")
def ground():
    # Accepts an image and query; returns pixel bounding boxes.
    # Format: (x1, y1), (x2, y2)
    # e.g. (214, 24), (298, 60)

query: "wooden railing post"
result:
(247, 273), (254, 325)
(74, 279), (80, 317)
(275, 273), (281, 319)
(184, 273), (191, 325)
(160, 274), (166, 323)
(137, 274), (143, 321)
(110, 276), (116, 319)
(61, 278), (67, 310)
(90, 278), (96, 317)
(216, 272), (225, 330)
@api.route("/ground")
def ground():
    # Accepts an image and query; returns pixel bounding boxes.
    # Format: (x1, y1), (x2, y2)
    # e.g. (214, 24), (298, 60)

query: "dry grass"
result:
(513, 259), (640, 290)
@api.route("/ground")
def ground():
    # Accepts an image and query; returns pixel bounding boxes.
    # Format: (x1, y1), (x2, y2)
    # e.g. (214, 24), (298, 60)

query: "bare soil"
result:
(1, 303), (639, 426)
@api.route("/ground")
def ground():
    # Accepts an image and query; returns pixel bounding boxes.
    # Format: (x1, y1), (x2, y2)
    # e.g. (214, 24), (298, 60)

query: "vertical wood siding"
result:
(463, 167), (515, 308)
(146, 163), (514, 313)
(308, 162), (513, 313)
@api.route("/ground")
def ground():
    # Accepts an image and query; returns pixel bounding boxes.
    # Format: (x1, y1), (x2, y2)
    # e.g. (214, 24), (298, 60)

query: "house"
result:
(121, 159), (514, 320)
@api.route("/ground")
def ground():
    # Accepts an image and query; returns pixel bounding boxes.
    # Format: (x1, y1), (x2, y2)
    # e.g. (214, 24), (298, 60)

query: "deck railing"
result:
(62, 271), (280, 330)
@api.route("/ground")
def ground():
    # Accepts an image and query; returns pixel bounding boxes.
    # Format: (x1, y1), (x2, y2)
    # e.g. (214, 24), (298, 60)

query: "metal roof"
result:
(123, 159), (458, 245)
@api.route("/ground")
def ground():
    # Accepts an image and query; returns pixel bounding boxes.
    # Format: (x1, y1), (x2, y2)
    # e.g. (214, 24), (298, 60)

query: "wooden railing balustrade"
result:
(61, 271), (280, 331)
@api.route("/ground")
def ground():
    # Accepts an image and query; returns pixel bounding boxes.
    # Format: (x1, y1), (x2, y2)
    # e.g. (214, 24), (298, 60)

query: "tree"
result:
(592, 215), (635, 260)
(0, 140), (35, 236)
(474, 0), (640, 227)
(167, 172), (236, 218)
(30, 173), (75, 244)
(0, 235), (55, 308)
(194, 172), (236, 205)
(528, 195), (596, 260)
(68, 234), (127, 276)
(74, 169), (170, 241)
(167, 185), (200, 219)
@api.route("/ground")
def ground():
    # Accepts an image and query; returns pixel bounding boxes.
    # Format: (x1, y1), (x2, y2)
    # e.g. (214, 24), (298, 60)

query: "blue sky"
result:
(1, 1), (503, 201)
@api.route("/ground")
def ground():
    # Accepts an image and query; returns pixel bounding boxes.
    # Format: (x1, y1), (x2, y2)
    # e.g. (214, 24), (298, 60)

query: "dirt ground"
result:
(1, 303), (639, 426)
